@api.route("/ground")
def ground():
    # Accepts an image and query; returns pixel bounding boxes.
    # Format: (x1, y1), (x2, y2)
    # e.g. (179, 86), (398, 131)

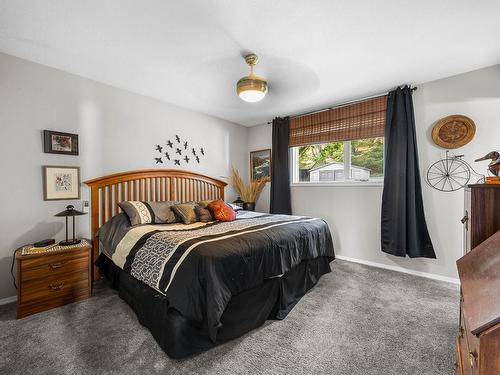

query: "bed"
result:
(84, 169), (335, 358)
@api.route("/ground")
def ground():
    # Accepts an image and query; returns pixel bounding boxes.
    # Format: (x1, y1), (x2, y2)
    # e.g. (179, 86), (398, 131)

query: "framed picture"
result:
(250, 149), (271, 181)
(43, 166), (81, 200)
(43, 130), (79, 155)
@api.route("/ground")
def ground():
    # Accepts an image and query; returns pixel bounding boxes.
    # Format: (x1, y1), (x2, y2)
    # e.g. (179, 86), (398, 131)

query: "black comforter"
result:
(98, 211), (335, 356)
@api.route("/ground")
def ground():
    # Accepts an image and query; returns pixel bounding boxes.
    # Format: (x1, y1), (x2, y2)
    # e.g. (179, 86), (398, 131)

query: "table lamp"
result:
(55, 205), (87, 246)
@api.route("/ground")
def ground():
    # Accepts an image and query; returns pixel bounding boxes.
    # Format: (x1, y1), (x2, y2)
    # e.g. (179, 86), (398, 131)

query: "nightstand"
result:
(16, 240), (92, 319)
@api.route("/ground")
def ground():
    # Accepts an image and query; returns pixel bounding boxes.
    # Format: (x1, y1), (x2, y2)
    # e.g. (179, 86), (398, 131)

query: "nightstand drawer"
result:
(20, 270), (89, 304)
(21, 253), (89, 282)
(21, 249), (88, 270)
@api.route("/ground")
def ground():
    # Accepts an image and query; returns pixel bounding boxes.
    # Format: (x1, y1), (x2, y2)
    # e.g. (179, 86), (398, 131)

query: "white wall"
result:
(0, 53), (247, 299)
(248, 64), (500, 281)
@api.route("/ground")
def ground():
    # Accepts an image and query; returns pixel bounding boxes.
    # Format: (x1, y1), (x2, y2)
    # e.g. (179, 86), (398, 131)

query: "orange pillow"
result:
(207, 200), (236, 222)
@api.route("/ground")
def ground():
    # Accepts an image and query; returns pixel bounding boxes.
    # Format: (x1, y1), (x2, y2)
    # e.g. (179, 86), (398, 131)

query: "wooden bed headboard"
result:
(84, 169), (227, 281)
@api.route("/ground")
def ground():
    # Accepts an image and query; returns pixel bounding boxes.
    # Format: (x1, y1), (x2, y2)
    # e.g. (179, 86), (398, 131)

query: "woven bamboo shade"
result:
(289, 95), (388, 147)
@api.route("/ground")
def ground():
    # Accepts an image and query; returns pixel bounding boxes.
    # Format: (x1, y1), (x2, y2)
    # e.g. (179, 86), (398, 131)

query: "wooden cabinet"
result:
(16, 243), (91, 318)
(455, 231), (500, 375)
(463, 185), (500, 253)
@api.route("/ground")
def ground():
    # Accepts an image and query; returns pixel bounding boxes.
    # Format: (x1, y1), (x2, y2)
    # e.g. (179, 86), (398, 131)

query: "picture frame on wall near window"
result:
(250, 149), (271, 181)
(43, 165), (81, 200)
(43, 130), (79, 155)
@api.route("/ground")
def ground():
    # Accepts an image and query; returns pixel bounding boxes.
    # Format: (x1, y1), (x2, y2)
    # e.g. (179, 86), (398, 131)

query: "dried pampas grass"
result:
(231, 167), (268, 203)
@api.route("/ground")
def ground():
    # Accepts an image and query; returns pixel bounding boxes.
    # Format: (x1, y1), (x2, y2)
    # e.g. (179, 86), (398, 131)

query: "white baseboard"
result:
(335, 255), (460, 285)
(0, 295), (17, 305)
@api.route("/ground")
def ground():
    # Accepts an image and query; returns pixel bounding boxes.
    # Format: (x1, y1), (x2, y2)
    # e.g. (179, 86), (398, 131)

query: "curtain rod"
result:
(266, 86), (417, 124)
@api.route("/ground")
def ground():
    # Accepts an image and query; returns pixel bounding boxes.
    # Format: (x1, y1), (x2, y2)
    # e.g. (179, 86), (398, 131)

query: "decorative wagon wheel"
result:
(426, 155), (471, 192)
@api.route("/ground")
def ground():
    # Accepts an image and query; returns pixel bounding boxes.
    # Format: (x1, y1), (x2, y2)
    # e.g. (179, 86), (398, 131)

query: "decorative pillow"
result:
(118, 201), (177, 226)
(207, 200), (236, 222)
(194, 204), (213, 222)
(197, 199), (214, 208)
(172, 202), (199, 224)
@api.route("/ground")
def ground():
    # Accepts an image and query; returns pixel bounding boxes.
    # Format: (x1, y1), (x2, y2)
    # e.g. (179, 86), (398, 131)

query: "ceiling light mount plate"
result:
(244, 53), (259, 66)
(237, 53), (268, 103)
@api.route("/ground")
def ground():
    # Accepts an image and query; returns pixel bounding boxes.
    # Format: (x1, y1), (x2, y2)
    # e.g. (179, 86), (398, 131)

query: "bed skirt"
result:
(96, 254), (332, 358)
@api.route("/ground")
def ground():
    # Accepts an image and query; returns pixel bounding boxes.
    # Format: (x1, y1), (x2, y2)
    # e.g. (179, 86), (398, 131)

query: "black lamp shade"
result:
(55, 205), (87, 246)
(55, 205), (86, 217)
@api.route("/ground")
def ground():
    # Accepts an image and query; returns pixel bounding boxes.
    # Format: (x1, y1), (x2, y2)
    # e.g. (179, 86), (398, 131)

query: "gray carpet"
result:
(0, 260), (459, 375)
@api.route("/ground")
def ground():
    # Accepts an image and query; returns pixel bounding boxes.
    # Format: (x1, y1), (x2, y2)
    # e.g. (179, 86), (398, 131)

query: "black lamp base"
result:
(59, 239), (81, 246)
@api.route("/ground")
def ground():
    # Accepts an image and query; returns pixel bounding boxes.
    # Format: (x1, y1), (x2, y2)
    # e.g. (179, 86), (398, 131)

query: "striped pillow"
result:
(118, 201), (177, 226)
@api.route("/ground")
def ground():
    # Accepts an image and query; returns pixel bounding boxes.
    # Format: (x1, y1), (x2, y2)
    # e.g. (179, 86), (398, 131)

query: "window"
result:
(291, 138), (384, 183)
(289, 95), (387, 184)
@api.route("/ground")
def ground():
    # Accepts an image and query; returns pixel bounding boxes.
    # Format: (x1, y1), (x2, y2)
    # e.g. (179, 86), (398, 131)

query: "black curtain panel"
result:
(381, 86), (436, 258)
(270, 117), (292, 215)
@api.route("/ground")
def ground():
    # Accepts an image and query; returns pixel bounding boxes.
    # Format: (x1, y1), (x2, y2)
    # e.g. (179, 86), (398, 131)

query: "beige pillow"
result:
(197, 199), (214, 208)
(172, 202), (198, 224)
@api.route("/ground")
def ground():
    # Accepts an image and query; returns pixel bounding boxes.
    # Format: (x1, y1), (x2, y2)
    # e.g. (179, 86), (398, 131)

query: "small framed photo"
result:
(43, 130), (79, 155)
(250, 149), (271, 181)
(43, 166), (81, 200)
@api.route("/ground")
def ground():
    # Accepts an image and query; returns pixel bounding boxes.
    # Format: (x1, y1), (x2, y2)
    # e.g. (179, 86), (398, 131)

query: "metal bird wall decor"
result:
(153, 135), (206, 166)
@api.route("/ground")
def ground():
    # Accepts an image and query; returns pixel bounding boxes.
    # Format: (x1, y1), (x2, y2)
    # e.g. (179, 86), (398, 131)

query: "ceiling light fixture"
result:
(237, 54), (268, 103)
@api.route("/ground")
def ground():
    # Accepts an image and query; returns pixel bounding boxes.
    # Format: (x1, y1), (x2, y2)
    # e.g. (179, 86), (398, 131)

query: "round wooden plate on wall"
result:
(431, 114), (476, 149)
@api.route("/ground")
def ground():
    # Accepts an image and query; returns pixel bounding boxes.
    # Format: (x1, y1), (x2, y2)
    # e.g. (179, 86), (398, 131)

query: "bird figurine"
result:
(184, 155), (190, 163)
(155, 145), (163, 153)
(175, 135), (181, 143)
(154, 157), (163, 164)
(184, 141), (188, 150)
(200, 147), (205, 155)
(175, 148), (182, 155)
(164, 152), (170, 160)
(192, 148), (197, 156)
(166, 140), (173, 148)
(195, 155), (200, 163)
(174, 159), (180, 166)
(475, 151), (500, 176)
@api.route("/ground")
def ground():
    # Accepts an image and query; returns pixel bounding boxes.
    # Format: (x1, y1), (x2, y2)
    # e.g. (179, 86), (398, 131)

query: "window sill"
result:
(290, 182), (384, 187)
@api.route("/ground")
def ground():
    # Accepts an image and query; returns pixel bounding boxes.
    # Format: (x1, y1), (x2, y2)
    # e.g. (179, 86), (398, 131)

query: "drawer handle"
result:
(461, 211), (469, 230)
(468, 350), (477, 368)
(458, 326), (464, 338)
(49, 262), (66, 270)
(48, 282), (65, 290)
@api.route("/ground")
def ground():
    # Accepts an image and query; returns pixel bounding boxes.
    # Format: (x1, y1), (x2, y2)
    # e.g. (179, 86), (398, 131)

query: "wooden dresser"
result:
(16, 242), (91, 318)
(455, 230), (500, 375)
(463, 185), (500, 252)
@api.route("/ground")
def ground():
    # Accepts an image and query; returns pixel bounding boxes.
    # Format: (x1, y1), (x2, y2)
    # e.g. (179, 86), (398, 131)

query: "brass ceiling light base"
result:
(244, 53), (259, 66)
(237, 53), (268, 103)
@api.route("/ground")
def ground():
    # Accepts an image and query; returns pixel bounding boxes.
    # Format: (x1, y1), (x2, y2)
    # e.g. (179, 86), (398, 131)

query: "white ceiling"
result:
(1, 1), (500, 126)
